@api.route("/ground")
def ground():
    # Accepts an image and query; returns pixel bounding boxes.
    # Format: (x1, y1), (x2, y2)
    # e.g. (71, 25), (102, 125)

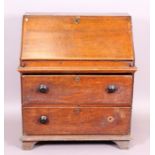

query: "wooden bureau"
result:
(18, 14), (137, 149)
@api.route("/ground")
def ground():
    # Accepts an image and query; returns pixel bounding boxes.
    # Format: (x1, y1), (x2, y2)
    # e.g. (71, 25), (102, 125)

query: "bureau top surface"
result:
(21, 15), (135, 61)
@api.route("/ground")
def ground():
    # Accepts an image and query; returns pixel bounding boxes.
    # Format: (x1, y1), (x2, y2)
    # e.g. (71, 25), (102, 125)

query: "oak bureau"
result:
(18, 14), (137, 150)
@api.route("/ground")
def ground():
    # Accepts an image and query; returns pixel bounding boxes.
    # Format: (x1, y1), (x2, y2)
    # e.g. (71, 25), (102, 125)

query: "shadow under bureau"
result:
(18, 14), (137, 150)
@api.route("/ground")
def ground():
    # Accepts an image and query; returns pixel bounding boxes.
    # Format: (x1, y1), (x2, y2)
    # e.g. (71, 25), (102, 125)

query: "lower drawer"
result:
(23, 107), (131, 135)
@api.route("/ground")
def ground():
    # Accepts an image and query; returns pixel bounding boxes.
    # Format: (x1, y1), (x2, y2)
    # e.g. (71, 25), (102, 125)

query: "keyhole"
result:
(75, 76), (80, 82)
(73, 17), (80, 24)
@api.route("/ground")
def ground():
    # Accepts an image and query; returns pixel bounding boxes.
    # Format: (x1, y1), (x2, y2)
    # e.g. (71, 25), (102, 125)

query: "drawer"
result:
(23, 107), (131, 135)
(22, 75), (133, 106)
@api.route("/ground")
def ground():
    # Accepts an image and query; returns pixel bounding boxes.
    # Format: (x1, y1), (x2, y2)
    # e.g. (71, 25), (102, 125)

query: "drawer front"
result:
(23, 107), (131, 135)
(22, 75), (132, 105)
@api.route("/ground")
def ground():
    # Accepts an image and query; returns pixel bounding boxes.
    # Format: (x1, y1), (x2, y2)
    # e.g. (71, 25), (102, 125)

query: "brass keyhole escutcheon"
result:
(74, 107), (81, 114)
(107, 116), (114, 123)
(73, 16), (80, 24)
(75, 76), (80, 82)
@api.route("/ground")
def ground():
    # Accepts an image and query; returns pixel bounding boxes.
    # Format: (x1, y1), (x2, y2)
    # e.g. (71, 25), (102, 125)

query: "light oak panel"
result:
(21, 15), (134, 60)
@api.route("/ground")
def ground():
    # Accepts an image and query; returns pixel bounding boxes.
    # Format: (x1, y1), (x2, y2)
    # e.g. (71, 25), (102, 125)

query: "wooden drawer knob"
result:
(39, 84), (48, 93)
(107, 85), (117, 93)
(39, 115), (48, 124)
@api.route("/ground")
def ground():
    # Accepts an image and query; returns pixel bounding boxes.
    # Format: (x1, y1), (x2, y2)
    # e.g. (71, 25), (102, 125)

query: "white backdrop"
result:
(4, 0), (149, 154)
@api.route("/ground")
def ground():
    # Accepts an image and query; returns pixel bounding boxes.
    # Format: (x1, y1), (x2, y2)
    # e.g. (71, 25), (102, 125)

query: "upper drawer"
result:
(21, 15), (134, 61)
(22, 75), (133, 106)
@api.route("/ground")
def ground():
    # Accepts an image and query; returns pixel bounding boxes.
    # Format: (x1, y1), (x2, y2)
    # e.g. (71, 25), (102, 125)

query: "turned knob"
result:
(107, 85), (117, 93)
(39, 115), (48, 124)
(39, 84), (48, 93)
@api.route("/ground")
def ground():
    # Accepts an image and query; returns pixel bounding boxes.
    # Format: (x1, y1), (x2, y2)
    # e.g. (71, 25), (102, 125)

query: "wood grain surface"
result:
(18, 60), (137, 73)
(22, 75), (133, 106)
(23, 107), (131, 135)
(21, 15), (134, 60)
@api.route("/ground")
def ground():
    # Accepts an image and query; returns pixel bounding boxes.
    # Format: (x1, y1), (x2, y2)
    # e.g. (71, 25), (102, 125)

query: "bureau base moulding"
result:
(22, 135), (131, 150)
